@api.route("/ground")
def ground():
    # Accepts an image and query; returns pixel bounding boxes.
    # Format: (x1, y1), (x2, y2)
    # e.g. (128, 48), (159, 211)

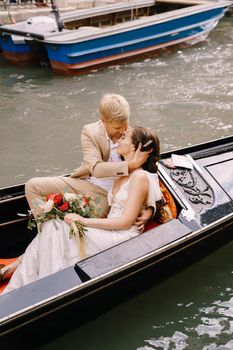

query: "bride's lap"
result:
(84, 226), (138, 256)
(3, 220), (79, 293)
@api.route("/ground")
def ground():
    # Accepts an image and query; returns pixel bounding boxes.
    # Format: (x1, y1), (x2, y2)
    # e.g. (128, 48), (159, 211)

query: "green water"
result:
(39, 239), (233, 349)
(0, 18), (232, 188)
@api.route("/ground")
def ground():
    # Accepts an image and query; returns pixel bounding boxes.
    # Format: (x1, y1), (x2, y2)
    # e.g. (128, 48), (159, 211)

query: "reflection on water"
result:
(0, 18), (233, 188)
(143, 296), (233, 349)
(1, 15), (233, 350)
(39, 239), (233, 350)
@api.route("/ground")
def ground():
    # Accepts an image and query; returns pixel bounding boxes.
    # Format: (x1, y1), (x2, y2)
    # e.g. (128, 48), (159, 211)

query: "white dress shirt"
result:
(87, 138), (121, 192)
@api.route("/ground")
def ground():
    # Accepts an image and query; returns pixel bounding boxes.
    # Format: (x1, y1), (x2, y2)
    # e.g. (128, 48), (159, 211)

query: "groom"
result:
(0, 94), (154, 281)
(25, 93), (154, 220)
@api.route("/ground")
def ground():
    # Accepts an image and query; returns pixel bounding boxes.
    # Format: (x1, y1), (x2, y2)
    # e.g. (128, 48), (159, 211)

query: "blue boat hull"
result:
(1, 34), (36, 65)
(46, 7), (227, 75)
(0, 3), (229, 74)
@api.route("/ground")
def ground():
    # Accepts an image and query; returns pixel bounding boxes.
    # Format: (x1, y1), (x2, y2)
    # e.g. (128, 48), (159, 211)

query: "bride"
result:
(3, 126), (162, 294)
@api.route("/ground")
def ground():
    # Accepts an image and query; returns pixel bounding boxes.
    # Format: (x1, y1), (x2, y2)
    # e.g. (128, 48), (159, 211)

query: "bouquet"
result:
(27, 192), (100, 238)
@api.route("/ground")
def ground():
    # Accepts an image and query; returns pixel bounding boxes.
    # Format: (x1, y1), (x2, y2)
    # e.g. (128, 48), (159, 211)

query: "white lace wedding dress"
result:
(3, 172), (162, 294)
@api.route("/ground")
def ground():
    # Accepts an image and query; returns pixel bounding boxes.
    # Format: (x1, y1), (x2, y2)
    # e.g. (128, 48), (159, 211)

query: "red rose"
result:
(46, 193), (56, 201)
(53, 194), (63, 205)
(58, 201), (69, 212)
(83, 196), (90, 206)
(46, 193), (63, 205)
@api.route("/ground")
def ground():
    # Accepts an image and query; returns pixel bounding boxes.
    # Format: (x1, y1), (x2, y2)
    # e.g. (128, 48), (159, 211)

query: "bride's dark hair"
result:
(131, 126), (160, 173)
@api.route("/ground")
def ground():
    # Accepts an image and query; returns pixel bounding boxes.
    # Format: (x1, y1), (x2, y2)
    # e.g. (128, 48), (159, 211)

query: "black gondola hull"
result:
(0, 135), (233, 346)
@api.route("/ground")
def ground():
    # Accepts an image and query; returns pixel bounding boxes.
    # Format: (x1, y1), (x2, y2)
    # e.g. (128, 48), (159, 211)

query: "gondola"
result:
(0, 135), (233, 347)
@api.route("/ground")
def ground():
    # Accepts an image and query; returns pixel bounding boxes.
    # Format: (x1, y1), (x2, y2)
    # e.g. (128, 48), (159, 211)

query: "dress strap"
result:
(146, 172), (163, 202)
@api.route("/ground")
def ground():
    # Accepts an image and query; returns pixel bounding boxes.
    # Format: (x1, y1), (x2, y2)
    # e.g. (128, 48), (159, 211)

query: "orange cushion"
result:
(159, 179), (177, 220)
(0, 257), (18, 293)
(144, 179), (177, 232)
(0, 280), (9, 294)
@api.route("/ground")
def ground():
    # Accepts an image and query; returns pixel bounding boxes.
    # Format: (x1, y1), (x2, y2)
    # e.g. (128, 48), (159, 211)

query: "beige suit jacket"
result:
(70, 121), (158, 212)
(70, 120), (129, 179)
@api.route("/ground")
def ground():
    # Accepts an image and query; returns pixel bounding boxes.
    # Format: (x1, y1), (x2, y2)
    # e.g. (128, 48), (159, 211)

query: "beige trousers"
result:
(25, 176), (109, 218)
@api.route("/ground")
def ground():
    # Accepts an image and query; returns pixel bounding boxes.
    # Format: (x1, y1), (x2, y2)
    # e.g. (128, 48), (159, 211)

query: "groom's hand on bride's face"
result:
(128, 144), (152, 171)
(129, 145), (136, 159)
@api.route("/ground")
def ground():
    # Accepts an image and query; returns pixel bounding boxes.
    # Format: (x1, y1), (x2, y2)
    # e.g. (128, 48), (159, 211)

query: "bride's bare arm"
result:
(65, 172), (149, 230)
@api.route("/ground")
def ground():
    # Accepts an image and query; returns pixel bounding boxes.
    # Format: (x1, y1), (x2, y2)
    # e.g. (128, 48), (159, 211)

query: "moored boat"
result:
(0, 0), (231, 75)
(0, 15), (60, 65)
(0, 135), (233, 347)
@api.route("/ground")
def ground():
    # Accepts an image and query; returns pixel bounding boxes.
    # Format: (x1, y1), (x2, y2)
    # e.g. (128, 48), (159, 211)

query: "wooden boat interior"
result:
(0, 0), (226, 43)
(62, 0), (209, 30)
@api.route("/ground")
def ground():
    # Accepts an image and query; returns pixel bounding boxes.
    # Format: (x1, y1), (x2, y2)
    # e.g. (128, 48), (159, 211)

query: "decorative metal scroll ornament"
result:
(170, 168), (214, 207)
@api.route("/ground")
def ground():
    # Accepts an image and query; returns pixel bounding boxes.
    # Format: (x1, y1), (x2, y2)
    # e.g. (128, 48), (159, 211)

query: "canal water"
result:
(0, 15), (233, 349)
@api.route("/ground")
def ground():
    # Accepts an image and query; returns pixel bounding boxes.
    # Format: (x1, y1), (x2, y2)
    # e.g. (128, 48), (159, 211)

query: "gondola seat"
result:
(0, 180), (177, 293)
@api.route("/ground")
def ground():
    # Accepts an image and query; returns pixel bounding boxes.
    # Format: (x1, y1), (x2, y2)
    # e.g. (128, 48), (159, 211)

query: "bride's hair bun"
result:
(131, 126), (160, 173)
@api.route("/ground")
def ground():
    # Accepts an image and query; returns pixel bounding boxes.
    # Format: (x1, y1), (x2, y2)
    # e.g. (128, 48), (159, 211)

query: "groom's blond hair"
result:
(99, 93), (130, 123)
